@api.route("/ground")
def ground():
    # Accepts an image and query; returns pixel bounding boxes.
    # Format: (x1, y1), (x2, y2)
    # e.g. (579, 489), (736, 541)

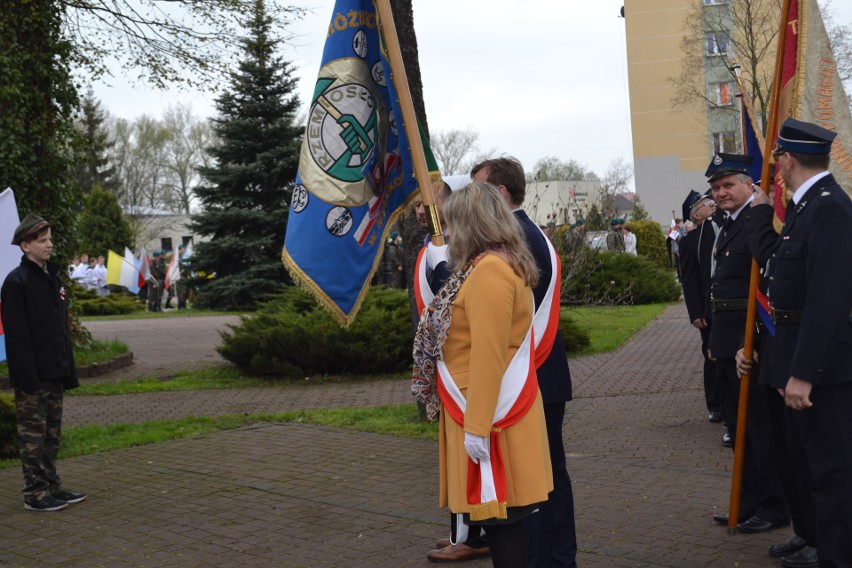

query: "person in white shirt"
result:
(83, 257), (98, 291)
(71, 252), (89, 284)
(94, 255), (109, 295)
(622, 224), (637, 256)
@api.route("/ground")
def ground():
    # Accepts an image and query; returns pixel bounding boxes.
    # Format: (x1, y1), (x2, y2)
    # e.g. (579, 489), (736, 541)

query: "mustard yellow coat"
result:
(439, 254), (553, 513)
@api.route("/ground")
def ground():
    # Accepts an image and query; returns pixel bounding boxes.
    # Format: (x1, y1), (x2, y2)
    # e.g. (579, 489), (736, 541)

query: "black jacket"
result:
(1, 256), (78, 393)
(762, 174), (852, 387)
(515, 210), (573, 404)
(679, 217), (718, 323)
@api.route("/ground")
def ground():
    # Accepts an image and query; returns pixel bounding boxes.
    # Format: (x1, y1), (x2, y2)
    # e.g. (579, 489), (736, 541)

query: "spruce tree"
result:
(78, 187), (133, 258)
(74, 89), (117, 194)
(190, 0), (302, 311)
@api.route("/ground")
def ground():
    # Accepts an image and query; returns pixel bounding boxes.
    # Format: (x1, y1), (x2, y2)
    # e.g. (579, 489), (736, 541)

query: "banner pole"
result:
(374, 0), (445, 245)
(725, 0), (792, 536)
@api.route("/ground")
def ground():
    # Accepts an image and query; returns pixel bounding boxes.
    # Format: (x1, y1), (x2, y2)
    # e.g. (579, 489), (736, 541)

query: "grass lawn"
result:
(568, 303), (669, 355)
(0, 405), (433, 469)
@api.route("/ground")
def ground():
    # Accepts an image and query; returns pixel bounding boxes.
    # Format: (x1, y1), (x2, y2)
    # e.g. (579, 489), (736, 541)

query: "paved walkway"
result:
(0, 304), (795, 567)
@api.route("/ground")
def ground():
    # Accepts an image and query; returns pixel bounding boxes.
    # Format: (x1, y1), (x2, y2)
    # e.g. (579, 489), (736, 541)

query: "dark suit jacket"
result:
(708, 209), (754, 359)
(679, 219), (717, 322)
(763, 174), (852, 387)
(514, 210), (573, 403)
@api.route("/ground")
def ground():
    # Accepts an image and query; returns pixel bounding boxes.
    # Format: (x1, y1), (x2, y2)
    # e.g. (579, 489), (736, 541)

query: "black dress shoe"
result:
(769, 535), (807, 558)
(780, 545), (818, 568)
(737, 515), (790, 533)
(708, 410), (724, 423)
(712, 512), (750, 525)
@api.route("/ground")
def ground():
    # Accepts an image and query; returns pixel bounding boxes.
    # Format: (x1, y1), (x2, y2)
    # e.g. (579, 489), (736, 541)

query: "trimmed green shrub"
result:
(218, 286), (414, 377)
(566, 250), (680, 305)
(630, 219), (670, 270)
(560, 312), (590, 353)
(0, 393), (16, 459)
(75, 288), (144, 316)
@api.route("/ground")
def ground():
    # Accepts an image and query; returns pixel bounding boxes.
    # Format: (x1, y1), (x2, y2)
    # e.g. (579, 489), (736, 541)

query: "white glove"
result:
(464, 432), (490, 464)
(425, 243), (449, 270)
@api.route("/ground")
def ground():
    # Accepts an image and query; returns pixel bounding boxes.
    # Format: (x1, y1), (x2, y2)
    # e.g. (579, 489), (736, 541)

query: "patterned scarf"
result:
(411, 255), (482, 422)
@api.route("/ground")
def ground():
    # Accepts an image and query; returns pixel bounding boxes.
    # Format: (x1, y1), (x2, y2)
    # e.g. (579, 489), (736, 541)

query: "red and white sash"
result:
(532, 227), (561, 367)
(437, 312), (538, 521)
(413, 245), (432, 316)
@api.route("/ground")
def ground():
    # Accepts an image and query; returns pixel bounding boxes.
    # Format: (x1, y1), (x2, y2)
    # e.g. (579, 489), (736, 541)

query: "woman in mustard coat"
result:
(413, 182), (553, 568)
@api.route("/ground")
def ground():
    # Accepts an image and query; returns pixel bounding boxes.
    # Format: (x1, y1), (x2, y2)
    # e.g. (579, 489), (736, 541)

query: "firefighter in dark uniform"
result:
(147, 251), (166, 312)
(705, 153), (789, 533)
(678, 190), (724, 424)
(748, 119), (852, 568)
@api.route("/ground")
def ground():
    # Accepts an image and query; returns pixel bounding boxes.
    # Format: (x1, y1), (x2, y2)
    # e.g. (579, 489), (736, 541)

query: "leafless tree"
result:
(672, 0), (852, 122)
(823, 0), (852, 88)
(529, 156), (599, 182)
(430, 126), (495, 175)
(599, 157), (634, 221)
(59, 0), (305, 88)
(671, 0), (781, 124)
(162, 104), (213, 214)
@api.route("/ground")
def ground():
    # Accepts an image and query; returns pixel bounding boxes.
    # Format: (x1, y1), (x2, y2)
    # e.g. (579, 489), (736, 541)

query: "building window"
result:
(705, 32), (730, 56)
(712, 132), (738, 153)
(709, 81), (735, 106)
(160, 237), (173, 253)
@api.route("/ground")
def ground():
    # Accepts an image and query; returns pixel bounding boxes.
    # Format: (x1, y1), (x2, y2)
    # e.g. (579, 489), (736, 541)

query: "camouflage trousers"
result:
(15, 383), (64, 500)
(147, 280), (163, 311)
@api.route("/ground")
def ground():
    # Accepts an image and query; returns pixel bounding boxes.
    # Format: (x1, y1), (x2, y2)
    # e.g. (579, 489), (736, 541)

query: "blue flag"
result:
(282, 0), (439, 326)
(741, 104), (764, 183)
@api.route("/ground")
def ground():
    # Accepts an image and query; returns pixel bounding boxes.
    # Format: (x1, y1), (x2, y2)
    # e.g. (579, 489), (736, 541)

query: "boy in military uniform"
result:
(1, 214), (86, 511)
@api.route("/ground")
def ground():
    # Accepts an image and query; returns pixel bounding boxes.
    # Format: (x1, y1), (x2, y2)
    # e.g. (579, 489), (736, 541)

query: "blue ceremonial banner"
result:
(742, 104), (764, 183)
(282, 0), (439, 326)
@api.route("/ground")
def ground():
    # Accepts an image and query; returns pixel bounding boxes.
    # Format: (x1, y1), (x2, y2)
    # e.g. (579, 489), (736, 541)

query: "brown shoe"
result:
(427, 543), (491, 563)
(436, 538), (451, 549)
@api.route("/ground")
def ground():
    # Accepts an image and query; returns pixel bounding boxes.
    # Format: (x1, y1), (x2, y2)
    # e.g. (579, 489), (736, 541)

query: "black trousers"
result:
(787, 382), (852, 567)
(716, 358), (788, 523)
(522, 402), (577, 568)
(764, 385), (814, 544)
(699, 325), (721, 413)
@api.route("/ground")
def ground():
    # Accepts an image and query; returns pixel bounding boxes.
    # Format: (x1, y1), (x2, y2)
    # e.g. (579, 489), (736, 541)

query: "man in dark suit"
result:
(705, 153), (789, 535)
(678, 190), (724, 425)
(473, 157), (576, 568)
(748, 119), (852, 567)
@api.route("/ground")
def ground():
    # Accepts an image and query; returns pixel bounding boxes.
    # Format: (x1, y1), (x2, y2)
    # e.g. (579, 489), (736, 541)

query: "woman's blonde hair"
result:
(442, 182), (539, 287)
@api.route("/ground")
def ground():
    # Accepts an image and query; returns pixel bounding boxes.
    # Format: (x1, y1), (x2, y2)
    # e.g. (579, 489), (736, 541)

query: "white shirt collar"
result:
(792, 170), (830, 204)
(728, 193), (755, 221)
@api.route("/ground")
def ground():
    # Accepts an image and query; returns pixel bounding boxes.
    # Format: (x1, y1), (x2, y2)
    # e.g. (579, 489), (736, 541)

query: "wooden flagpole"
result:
(725, 0), (792, 536)
(374, 0), (445, 246)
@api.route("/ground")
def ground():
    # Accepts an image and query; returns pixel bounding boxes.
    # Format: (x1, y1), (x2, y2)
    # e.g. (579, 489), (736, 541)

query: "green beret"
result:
(12, 213), (50, 245)
(611, 217), (625, 225)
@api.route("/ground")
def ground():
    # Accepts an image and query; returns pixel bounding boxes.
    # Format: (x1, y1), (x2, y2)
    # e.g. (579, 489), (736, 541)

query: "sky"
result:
(92, 0), (852, 188)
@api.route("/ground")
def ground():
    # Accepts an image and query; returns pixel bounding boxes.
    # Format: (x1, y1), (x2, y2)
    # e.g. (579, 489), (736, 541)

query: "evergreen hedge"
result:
(75, 288), (144, 316)
(218, 286), (414, 377)
(630, 219), (670, 270)
(219, 284), (595, 377)
(565, 250), (680, 305)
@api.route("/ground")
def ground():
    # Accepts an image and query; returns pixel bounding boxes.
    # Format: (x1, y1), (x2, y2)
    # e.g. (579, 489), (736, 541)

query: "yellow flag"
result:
(106, 250), (123, 286)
